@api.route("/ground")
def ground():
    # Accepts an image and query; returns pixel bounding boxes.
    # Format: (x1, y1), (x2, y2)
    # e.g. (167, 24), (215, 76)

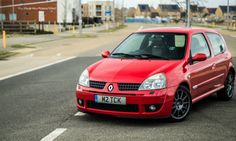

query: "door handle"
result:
(212, 63), (216, 70)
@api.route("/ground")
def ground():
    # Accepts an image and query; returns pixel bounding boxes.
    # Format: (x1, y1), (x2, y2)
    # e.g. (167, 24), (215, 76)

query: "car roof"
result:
(136, 27), (219, 34)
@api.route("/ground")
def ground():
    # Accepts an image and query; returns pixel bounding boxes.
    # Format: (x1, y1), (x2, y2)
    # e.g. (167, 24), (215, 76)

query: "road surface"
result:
(0, 33), (236, 141)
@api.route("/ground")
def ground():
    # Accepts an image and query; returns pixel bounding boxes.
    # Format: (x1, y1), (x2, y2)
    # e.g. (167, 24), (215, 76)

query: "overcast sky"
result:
(82, 0), (236, 8)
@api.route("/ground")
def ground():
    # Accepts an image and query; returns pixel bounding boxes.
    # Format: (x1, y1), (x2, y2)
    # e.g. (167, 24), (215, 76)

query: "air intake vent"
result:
(89, 81), (106, 89)
(118, 83), (141, 91)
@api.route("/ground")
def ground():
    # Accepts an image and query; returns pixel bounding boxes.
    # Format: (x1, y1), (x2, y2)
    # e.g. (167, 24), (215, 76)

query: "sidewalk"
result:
(0, 24), (110, 51)
(0, 24), (141, 80)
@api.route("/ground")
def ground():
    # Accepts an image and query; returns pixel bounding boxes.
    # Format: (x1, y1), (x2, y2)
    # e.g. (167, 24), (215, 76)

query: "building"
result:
(150, 7), (159, 18)
(86, 1), (114, 22)
(190, 5), (198, 17)
(127, 7), (136, 17)
(82, 3), (89, 17)
(0, 0), (79, 24)
(207, 8), (217, 16)
(135, 4), (151, 17)
(157, 4), (181, 18)
(198, 6), (209, 18)
(215, 5), (236, 19)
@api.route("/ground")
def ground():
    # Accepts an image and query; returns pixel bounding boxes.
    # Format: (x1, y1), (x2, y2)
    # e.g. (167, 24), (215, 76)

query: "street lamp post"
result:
(227, 0), (230, 30)
(12, 0), (15, 22)
(186, 0), (190, 27)
(113, 0), (115, 22)
(78, 0), (82, 35)
(122, 0), (125, 24)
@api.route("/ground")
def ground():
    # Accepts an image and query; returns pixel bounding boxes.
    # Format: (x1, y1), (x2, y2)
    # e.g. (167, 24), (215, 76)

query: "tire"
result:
(217, 71), (235, 101)
(170, 85), (192, 122)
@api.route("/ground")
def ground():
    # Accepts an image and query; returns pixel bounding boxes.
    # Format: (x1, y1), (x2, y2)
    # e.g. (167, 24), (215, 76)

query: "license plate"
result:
(94, 95), (126, 105)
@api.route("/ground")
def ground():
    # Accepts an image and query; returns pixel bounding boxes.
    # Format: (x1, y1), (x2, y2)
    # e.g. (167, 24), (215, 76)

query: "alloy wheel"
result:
(226, 73), (234, 98)
(171, 87), (191, 120)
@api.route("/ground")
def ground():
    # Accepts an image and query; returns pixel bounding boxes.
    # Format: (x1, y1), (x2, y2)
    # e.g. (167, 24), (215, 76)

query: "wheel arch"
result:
(228, 61), (235, 76)
(179, 81), (190, 90)
(178, 81), (192, 100)
(229, 67), (235, 77)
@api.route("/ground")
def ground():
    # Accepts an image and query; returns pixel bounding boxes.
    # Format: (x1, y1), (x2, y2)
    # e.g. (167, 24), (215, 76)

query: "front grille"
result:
(118, 83), (141, 91)
(89, 81), (106, 89)
(87, 101), (139, 112)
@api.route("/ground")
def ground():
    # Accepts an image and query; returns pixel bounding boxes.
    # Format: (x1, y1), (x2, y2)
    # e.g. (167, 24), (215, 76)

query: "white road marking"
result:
(0, 56), (76, 81)
(40, 128), (67, 141)
(74, 111), (86, 116)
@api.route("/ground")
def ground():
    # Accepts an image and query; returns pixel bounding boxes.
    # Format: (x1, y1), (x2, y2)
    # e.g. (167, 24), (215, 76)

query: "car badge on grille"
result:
(108, 84), (114, 92)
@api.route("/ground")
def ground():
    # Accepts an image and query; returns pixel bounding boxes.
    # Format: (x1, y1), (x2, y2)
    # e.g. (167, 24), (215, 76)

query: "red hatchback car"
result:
(76, 28), (235, 121)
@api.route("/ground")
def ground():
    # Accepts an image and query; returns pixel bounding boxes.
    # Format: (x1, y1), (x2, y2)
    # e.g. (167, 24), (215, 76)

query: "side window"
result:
(206, 33), (225, 55)
(191, 34), (211, 58)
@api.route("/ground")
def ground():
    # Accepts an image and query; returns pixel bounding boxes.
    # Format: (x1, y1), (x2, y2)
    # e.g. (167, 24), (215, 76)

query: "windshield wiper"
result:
(112, 53), (169, 60)
(136, 54), (169, 60)
(111, 53), (140, 58)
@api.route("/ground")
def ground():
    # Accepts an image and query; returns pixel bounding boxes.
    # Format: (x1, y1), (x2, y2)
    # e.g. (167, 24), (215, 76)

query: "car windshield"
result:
(111, 32), (187, 60)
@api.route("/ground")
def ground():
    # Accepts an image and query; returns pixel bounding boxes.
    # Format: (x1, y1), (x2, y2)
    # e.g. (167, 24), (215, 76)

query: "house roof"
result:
(219, 5), (236, 13)
(138, 4), (150, 12)
(190, 5), (198, 13)
(150, 7), (156, 12)
(207, 8), (217, 14)
(198, 6), (206, 13)
(159, 4), (180, 12)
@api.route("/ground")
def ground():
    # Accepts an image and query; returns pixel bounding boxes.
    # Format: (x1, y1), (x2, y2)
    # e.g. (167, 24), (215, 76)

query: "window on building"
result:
(9, 13), (17, 22)
(96, 5), (102, 11)
(96, 12), (102, 16)
(0, 13), (6, 21)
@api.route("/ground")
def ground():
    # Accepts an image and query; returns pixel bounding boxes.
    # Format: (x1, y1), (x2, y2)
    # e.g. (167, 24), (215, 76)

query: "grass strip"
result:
(100, 24), (127, 33)
(11, 44), (35, 49)
(0, 51), (17, 60)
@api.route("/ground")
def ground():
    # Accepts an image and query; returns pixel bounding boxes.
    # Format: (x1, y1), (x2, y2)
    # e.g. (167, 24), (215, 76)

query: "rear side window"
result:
(191, 33), (211, 58)
(206, 33), (225, 55)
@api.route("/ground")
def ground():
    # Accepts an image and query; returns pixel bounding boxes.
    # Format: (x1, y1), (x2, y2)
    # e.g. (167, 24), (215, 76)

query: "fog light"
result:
(149, 105), (157, 111)
(78, 99), (84, 106)
(145, 104), (160, 112)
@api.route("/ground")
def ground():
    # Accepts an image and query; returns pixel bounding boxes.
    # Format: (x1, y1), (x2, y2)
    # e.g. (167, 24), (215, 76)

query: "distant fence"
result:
(125, 17), (179, 24)
(0, 21), (37, 34)
(125, 17), (161, 23)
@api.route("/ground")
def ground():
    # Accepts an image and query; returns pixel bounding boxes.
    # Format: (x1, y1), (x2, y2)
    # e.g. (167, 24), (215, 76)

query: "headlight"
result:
(139, 73), (167, 90)
(79, 69), (89, 87)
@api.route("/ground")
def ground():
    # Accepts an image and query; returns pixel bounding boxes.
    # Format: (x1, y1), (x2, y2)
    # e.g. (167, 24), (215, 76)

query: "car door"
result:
(188, 33), (218, 99)
(206, 32), (229, 86)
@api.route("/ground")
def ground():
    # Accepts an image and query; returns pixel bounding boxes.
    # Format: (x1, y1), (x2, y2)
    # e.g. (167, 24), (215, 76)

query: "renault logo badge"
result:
(108, 84), (114, 92)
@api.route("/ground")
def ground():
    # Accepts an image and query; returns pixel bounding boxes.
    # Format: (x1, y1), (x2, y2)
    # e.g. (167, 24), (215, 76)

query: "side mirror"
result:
(101, 50), (111, 58)
(192, 53), (207, 62)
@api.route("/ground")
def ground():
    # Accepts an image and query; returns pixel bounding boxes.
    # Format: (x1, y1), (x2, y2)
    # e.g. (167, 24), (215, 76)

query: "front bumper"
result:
(75, 86), (177, 118)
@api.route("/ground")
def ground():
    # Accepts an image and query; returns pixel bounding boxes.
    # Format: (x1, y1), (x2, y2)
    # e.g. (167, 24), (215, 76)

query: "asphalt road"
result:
(0, 35), (236, 141)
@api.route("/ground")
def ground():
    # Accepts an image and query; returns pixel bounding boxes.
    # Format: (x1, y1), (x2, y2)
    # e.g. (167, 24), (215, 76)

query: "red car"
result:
(76, 28), (235, 121)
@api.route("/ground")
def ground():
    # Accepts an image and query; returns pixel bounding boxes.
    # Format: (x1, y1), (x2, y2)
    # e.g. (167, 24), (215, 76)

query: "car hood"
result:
(88, 58), (182, 83)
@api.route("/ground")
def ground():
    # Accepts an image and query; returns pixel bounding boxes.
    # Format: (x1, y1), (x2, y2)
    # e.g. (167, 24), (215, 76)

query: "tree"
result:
(59, 0), (68, 28)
